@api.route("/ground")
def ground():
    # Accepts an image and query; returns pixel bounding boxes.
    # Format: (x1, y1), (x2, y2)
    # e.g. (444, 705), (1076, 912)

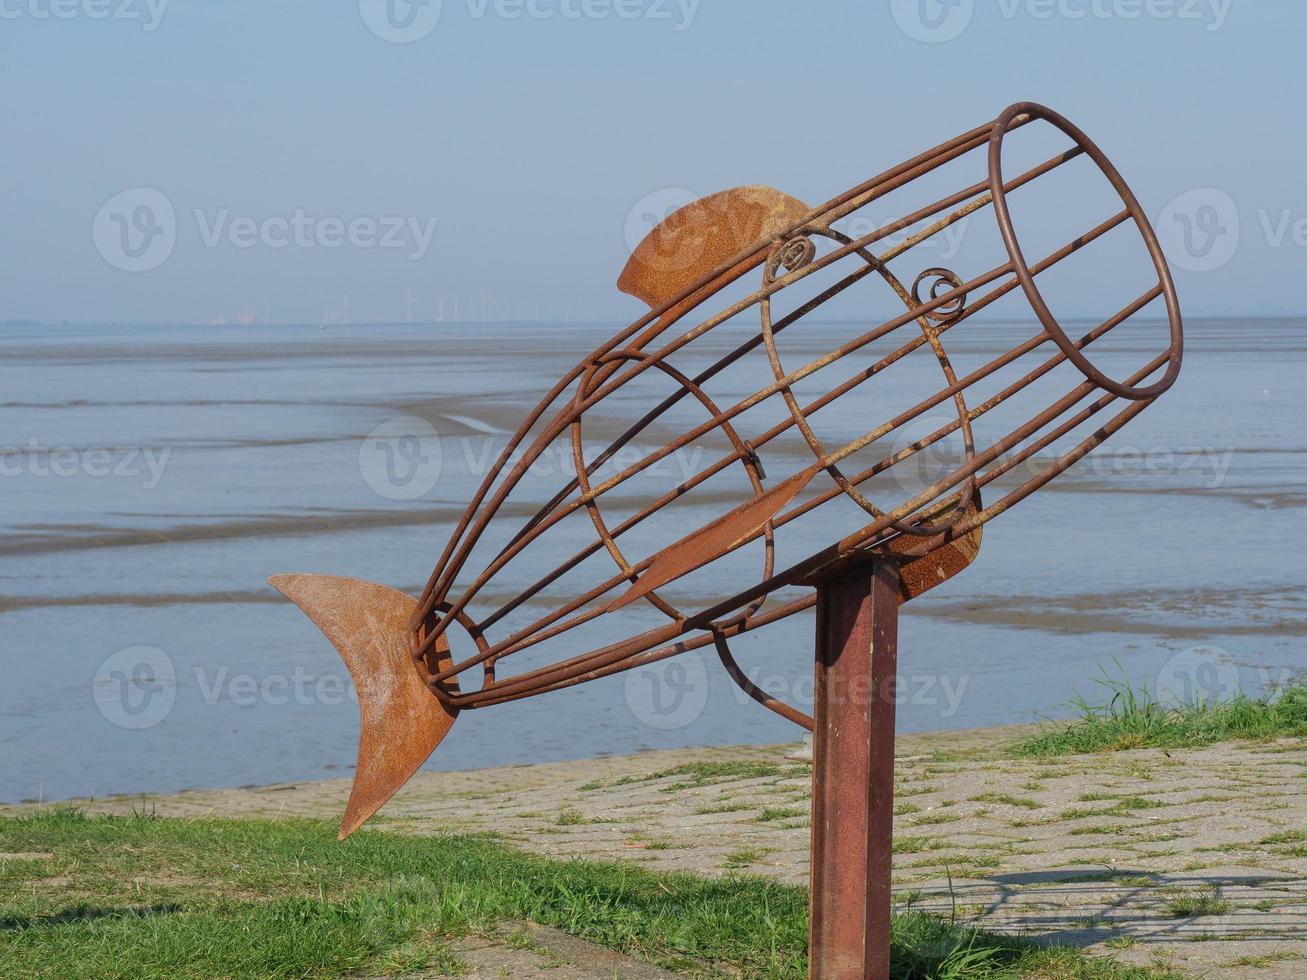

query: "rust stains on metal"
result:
(268, 574), (458, 839)
(617, 184), (811, 318)
(608, 465), (817, 612)
(270, 101), (1184, 848)
(809, 559), (900, 978)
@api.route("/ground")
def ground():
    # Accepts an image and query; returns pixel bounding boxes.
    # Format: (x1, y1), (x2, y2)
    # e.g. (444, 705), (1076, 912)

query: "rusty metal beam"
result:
(810, 559), (901, 979)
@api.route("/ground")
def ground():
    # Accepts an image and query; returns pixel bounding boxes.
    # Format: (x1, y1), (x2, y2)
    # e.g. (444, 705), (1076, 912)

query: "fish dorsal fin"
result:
(618, 185), (811, 314)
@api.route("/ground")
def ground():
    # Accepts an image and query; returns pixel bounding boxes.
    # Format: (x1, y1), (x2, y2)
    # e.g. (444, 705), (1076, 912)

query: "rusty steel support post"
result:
(809, 558), (901, 980)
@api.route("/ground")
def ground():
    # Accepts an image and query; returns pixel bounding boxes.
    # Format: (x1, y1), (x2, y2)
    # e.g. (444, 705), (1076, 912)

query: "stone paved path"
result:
(432, 921), (675, 978)
(45, 727), (1307, 978)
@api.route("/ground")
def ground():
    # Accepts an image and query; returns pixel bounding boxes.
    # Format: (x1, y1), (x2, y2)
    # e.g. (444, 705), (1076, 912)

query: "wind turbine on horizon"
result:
(320, 293), (352, 326)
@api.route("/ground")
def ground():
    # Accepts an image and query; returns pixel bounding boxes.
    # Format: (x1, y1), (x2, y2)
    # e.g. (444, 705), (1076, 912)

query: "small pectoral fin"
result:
(608, 465), (818, 612)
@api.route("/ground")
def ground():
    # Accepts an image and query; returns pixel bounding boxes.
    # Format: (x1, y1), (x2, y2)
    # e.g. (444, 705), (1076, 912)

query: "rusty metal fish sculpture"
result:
(271, 102), (1183, 841)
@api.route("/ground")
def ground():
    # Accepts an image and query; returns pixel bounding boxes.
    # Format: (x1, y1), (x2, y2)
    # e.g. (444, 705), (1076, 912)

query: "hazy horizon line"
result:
(2, 312), (1301, 330)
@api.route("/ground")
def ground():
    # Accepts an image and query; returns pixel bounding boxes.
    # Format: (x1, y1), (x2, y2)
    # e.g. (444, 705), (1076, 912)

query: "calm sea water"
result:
(2, 318), (1304, 802)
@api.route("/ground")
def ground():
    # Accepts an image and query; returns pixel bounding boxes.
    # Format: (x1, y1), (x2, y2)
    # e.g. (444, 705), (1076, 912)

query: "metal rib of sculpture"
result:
(271, 102), (1184, 844)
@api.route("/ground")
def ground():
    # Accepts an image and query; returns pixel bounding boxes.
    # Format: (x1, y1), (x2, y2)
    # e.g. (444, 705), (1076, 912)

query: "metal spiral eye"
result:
(778, 235), (815, 272)
(766, 235), (816, 282)
(912, 267), (967, 323)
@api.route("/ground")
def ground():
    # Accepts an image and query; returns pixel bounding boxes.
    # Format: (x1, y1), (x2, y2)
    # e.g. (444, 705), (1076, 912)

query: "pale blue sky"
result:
(0, 0), (1298, 324)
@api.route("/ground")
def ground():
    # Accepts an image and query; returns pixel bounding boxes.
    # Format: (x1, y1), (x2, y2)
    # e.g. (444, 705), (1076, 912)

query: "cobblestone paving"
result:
(55, 728), (1307, 978)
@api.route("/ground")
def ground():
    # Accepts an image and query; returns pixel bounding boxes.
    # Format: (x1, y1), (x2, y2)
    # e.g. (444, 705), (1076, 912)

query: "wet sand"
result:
(3, 318), (1304, 804)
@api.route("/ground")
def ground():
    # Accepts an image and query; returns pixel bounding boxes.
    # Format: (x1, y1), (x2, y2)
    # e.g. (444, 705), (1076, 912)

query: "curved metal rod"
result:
(988, 101), (1183, 400)
(411, 112), (1046, 632)
(452, 344), (1168, 711)
(713, 631), (814, 731)
(411, 104), (1184, 701)
(420, 211), (1141, 684)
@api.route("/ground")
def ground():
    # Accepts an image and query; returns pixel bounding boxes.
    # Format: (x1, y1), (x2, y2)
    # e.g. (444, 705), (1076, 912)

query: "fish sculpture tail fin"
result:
(268, 573), (458, 839)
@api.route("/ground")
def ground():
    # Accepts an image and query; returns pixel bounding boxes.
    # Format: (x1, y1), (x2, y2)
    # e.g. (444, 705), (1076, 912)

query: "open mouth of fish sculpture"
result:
(271, 101), (1184, 839)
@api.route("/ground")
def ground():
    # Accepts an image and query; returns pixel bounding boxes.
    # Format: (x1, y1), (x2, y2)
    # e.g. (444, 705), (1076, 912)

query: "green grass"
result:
(718, 846), (772, 870)
(911, 812), (962, 825)
(1060, 797), (1168, 821)
(754, 807), (804, 823)
(643, 760), (805, 786)
(969, 793), (1042, 810)
(1163, 890), (1231, 919)
(1228, 951), (1303, 968)
(1258, 830), (1307, 845)
(690, 801), (752, 816)
(893, 836), (941, 854)
(1009, 665), (1307, 757)
(0, 809), (1184, 979)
